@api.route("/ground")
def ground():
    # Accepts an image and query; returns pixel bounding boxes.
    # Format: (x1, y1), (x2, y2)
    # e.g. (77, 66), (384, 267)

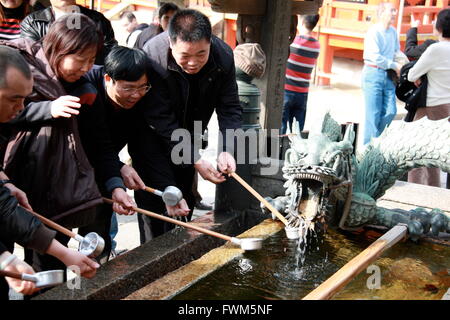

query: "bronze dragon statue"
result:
(265, 113), (450, 241)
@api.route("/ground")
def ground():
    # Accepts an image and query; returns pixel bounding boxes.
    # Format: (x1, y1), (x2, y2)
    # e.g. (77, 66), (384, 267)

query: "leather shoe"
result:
(195, 201), (213, 210)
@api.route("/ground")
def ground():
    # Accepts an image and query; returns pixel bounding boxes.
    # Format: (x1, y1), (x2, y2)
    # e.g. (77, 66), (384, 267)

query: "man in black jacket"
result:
(140, 9), (242, 243)
(20, 0), (117, 65)
(83, 46), (190, 244)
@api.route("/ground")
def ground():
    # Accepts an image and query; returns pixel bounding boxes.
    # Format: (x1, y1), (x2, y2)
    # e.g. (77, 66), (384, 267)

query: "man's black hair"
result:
(104, 46), (149, 81)
(302, 14), (320, 32)
(168, 9), (211, 43)
(158, 2), (179, 19)
(0, 46), (32, 89)
(436, 8), (450, 38)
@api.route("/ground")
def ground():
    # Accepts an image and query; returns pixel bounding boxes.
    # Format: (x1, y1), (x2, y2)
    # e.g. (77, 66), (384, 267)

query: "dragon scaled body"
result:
(265, 113), (450, 240)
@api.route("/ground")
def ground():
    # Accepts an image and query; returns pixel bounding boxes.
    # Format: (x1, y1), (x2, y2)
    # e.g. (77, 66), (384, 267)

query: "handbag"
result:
(396, 60), (428, 122)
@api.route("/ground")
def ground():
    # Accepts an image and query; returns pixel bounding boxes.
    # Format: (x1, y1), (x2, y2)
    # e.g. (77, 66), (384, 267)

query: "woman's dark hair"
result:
(104, 46), (149, 82)
(43, 13), (101, 78)
(302, 14), (320, 32)
(158, 2), (178, 19)
(168, 9), (211, 43)
(435, 8), (450, 38)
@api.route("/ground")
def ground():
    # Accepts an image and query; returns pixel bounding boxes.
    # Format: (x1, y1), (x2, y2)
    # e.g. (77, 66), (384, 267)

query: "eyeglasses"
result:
(116, 84), (151, 95)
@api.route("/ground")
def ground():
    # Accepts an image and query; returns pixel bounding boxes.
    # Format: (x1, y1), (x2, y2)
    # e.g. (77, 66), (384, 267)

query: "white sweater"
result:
(408, 41), (450, 107)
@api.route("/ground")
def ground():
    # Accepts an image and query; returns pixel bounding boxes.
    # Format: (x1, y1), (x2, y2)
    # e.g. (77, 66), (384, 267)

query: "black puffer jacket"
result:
(20, 5), (117, 65)
(142, 32), (242, 162)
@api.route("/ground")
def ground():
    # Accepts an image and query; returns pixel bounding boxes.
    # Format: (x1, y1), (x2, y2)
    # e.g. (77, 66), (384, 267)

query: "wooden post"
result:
(302, 224), (408, 300)
(396, 0), (405, 37)
(254, 0), (293, 131)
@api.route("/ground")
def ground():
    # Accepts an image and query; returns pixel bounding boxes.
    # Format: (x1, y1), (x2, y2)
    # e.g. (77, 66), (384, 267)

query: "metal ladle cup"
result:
(145, 186), (183, 206)
(1, 269), (64, 289)
(76, 232), (105, 258)
(230, 237), (263, 250)
(285, 226), (301, 240)
(24, 208), (105, 258)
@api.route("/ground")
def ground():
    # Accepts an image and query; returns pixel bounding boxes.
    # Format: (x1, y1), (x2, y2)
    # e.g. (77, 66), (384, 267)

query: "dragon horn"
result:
(343, 123), (356, 144)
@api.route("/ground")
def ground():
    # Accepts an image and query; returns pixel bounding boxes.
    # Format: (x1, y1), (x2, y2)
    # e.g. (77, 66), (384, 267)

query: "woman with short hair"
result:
(0, 13), (133, 278)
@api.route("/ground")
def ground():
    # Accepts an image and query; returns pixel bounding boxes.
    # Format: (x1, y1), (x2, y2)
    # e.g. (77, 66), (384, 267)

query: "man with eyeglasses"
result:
(362, 1), (401, 145)
(83, 46), (190, 250)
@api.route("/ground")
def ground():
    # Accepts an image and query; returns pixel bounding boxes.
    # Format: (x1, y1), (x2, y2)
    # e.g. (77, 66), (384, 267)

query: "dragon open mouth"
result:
(283, 166), (344, 230)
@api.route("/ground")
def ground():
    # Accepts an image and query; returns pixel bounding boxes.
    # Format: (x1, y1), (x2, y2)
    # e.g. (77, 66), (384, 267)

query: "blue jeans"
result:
(281, 91), (308, 134)
(362, 66), (397, 144)
(110, 212), (118, 251)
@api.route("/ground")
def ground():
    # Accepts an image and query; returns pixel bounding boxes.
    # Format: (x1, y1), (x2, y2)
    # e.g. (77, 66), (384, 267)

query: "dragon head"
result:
(282, 113), (355, 231)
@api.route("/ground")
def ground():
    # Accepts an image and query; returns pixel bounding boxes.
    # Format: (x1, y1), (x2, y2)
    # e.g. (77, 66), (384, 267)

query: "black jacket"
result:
(0, 184), (56, 254)
(142, 32), (242, 162)
(20, 5), (117, 65)
(83, 65), (178, 188)
(405, 27), (436, 61)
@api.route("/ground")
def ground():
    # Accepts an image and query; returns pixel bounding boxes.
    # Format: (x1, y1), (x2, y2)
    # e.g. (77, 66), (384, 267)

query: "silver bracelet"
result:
(0, 254), (17, 270)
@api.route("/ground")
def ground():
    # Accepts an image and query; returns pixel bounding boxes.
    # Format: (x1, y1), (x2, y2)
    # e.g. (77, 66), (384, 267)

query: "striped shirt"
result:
(0, 18), (21, 40)
(285, 35), (320, 93)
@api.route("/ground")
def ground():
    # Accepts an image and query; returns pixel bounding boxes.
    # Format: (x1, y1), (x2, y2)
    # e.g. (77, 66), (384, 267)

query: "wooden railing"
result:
(76, 0), (158, 12)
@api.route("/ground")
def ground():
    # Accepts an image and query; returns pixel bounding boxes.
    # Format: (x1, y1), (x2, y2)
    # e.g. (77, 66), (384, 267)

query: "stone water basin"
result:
(129, 223), (449, 300)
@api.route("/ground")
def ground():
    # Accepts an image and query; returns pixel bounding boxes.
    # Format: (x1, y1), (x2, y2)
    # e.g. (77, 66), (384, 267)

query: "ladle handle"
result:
(144, 186), (163, 197)
(230, 172), (289, 226)
(103, 198), (232, 242)
(24, 208), (78, 239)
(0, 269), (32, 281)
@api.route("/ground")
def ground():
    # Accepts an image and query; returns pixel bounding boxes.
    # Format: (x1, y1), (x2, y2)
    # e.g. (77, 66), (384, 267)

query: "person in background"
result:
(280, 14), (320, 134)
(407, 8), (450, 188)
(20, 0), (117, 64)
(0, 0), (31, 40)
(0, 45), (99, 300)
(361, 2), (400, 145)
(119, 11), (148, 48)
(134, 2), (178, 50)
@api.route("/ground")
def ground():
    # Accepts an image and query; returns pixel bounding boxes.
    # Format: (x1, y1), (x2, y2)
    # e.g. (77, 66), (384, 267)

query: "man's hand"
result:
(111, 188), (136, 215)
(45, 240), (100, 279)
(414, 78), (422, 87)
(50, 95), (81, 118)
(217, 152), (236, 175)
(120, 165), (145, 190)
(410, 15), (420, 28)
(166, 198), (190, 217)
(194, 159), (226, 184)
(0, 252), (38, 295)
(58, 250), (99, 279)
(4, 183), (32, 211)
